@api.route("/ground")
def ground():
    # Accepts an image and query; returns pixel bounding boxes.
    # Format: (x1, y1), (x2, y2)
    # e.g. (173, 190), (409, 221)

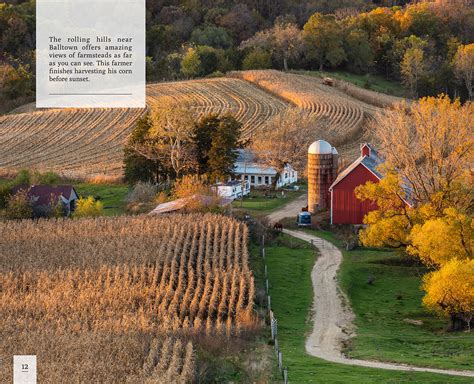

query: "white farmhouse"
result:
(234, 149), (298, 188)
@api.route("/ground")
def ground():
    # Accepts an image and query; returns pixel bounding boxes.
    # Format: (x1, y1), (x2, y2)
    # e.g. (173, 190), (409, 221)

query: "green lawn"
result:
(338, 245), (474, 370)
(261, 234), (472, 383)
(74, 183), (129, 216)
(293, 70), (406, 97)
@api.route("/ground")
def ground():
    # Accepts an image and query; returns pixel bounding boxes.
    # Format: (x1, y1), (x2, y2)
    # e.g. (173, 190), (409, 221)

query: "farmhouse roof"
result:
(329, 143), (383, 191)
(234, 149), (294, 175)
(11, 185), (78, 206)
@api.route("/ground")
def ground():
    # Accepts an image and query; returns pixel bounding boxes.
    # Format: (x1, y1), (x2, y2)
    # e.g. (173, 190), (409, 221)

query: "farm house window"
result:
(258, 176), (262, 184)
(244, 175), (248, 181)
(265, 176), (269, 184)
(285, 173), (288, 178)
(251, 176), (255, 184)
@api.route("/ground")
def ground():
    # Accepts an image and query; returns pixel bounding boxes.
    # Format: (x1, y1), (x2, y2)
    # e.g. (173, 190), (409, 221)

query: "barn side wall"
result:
(331, 164), (379, 225)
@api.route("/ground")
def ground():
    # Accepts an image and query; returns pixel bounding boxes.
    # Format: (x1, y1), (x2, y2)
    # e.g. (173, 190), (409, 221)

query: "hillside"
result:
(0, 72), (404, 180)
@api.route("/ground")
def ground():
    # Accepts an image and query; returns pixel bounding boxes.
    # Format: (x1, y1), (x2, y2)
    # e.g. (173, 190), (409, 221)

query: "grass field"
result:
(74, 183), (129, 216)
(295, 70), (406, 98)
(262, 233), (472, 383)
(338, 245), (474, 370)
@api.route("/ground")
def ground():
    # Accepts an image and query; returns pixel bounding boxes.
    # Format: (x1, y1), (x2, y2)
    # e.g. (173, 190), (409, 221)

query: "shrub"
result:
(4, 189), (33, 220)
(73, 196), (103, 218)
(127, 182), (157, 204)
(13, 169), (31, 185)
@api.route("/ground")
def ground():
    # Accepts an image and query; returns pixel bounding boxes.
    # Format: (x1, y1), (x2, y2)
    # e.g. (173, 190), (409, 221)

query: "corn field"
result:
(0, 214), (255, 382)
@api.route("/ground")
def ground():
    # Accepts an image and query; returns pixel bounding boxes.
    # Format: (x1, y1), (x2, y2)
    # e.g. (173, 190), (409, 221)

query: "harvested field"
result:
(229, 70), (393, 159)
(0, 71), (401, 178)
(147, 78), (288, 138)
(0, 214), (255, 382)
(0, 78), (286, 180)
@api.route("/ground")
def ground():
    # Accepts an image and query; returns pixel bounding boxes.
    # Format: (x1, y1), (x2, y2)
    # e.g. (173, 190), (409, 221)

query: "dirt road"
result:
(283, 229), (474, 378)
(264, 193), (473, 377)
(266, 195), (306, 225)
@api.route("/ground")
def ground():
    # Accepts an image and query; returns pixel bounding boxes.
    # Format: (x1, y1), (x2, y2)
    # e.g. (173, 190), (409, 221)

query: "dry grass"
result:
(0, 213), (255, 382)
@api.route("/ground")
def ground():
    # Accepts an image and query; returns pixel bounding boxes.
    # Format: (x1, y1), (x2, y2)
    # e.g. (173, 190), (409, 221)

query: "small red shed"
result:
(329, 143), (381, 225)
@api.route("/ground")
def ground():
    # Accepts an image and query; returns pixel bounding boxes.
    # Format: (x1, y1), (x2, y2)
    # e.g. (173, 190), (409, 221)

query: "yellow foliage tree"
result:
(73, 196), (104, 218)
(355, 171), (415, 248)
(408, 207), (473, 268)
(422, 258), (474, 330)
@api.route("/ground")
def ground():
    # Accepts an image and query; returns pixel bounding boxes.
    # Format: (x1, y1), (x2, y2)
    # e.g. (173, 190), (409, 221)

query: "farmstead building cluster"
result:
(307, 141), (383, 225)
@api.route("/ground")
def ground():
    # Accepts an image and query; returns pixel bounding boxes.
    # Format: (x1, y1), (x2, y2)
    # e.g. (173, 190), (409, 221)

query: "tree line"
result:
(2, 1), (473, 111)
(124, 104), (242, 185)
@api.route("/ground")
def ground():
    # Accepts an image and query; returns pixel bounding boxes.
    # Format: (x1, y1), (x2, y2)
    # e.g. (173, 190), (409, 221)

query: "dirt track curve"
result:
(266, 199), (474, 378)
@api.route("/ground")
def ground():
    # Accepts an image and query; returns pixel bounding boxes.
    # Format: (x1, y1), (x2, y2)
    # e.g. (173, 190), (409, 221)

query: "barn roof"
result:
(329, 144), (383, 191)
(11, 185), (77, 206)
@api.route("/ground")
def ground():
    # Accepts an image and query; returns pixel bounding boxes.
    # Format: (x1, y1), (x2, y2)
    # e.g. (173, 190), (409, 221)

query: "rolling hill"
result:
(0, 71), (403, 180)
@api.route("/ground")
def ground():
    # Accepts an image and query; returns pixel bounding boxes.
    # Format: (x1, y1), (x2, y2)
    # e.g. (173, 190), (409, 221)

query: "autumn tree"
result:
(453, 43), (474, 100)
(181, 47), (201, 79)
(356, 95), (474, 330)
(240, 20), (303, 72)
(251, 108), (325, 188)
(303, 13), (346, 71)
(193, 113), (241, 181)
(370, 95), (473, 209)
(73, 196), (103, 218)
(408, 207), (473, 268)
(129, 102), (197, 178)
(172, 174), (222, 212)
(124, 113), (164, 184)
(422, 258), (474, 331)
(4, 189), (32, 220)
(400, 36), (427, 98)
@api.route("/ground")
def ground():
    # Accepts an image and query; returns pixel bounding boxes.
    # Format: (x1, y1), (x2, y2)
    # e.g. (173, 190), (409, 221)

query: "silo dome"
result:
(308, 140), (332, 154)
(331, 147), (338, 155)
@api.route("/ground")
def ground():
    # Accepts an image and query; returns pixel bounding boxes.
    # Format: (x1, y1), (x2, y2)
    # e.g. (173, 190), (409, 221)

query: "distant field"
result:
(0, 214), (256, 382)
(295, 70), (407, 98)
(230, 70), (398, 158)
(0, 71), (402, 179)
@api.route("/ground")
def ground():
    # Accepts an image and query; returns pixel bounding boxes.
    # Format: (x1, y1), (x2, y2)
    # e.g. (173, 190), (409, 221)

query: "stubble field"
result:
(0, 71), (402, 179)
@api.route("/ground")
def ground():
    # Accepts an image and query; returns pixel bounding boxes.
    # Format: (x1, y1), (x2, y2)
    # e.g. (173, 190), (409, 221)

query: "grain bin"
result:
(307, 140), (338, 213)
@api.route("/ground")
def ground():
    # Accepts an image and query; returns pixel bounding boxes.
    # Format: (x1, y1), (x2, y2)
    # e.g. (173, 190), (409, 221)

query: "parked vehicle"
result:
(296, 211), (312, 228)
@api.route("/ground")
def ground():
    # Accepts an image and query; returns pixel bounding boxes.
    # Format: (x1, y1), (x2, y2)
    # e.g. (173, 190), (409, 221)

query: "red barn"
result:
(329, 143), (381, 225)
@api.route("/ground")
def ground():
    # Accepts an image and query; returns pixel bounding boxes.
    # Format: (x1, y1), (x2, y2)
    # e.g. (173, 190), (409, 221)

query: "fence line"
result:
(262, 234), (288, 384)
